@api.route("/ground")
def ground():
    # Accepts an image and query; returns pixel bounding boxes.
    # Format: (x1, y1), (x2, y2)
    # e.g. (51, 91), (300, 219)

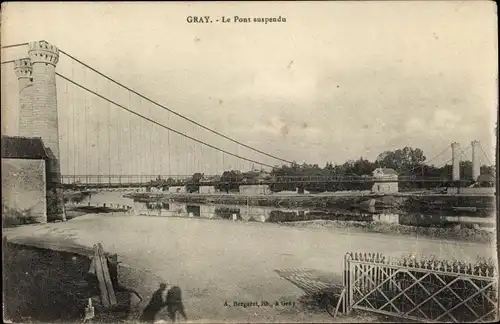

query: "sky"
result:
(1, 1), (498, 176)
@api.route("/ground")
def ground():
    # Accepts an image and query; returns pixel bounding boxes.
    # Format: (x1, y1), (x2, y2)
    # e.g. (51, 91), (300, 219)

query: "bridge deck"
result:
(61, 175), (476, 188)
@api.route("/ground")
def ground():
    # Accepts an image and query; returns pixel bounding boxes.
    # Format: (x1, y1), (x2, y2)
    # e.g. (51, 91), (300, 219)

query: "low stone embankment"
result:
(124, 192), (494, 214)
(125, 192), (388, 210)
(65, 201), (133, 211)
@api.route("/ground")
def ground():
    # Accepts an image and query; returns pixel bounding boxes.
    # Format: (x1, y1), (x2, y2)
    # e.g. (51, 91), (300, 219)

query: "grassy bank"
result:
(3, 242), (93, 323)
(281, 220), (495, 243)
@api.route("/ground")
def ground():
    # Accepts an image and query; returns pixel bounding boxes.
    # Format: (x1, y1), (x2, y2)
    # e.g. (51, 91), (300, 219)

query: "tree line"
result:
(150, 146), (495, 191)
(272, 147), (494, 179)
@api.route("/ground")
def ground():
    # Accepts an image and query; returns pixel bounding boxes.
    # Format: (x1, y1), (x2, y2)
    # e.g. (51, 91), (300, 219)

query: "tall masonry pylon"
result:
(451, 142), (461, 181)
(27, 40), (66, 222)
(471, 140), (480, 182)
(14, 58), (33, 137)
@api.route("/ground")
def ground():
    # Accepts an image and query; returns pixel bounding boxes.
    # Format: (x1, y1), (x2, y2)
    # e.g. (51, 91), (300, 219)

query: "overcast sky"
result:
(1, 1), (497, 176)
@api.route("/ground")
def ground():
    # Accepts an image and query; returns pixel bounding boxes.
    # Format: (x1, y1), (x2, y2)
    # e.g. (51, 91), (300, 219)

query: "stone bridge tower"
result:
(16, 40), (66, 221)
(14, 58), (33, 137)
(451, 142), (461, 181)
(471, 140), (480, 182)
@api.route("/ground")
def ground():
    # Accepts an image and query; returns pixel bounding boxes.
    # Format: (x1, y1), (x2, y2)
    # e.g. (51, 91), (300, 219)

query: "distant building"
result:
(2, 136), (49, 224)
(168, 186), (187, 194)
(371, 168), (399, 193)
(200, 175), (221, 184)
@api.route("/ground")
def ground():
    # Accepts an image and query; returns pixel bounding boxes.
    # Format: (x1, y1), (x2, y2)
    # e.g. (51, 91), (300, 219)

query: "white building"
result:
(371, 168), (399, 193)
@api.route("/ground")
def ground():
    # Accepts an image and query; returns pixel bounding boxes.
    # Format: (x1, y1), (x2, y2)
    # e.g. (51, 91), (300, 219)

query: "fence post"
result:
(343, 253), (351, 314)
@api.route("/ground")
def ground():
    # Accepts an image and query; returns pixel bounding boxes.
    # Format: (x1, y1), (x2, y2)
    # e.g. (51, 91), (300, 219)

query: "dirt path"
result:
(3, 214), (495, 322)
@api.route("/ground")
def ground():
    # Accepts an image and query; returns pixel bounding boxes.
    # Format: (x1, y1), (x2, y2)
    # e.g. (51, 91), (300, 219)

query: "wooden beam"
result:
(90, 243), (117, 308)
(97, 243), (117, 306)
(92, 244), (111, 307)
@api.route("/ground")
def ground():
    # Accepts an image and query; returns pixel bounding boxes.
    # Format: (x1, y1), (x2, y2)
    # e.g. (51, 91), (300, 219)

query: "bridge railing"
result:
(61, 175), (192, 185)
(61, 174), (468, 186)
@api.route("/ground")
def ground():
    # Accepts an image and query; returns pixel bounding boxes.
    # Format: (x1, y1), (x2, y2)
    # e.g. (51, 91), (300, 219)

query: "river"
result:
(67, 190), (495, 231)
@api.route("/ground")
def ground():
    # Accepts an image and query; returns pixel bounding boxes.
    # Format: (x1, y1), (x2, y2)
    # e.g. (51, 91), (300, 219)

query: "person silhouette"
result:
(139, 283), (168, 322)
(166, 286), (187, 322)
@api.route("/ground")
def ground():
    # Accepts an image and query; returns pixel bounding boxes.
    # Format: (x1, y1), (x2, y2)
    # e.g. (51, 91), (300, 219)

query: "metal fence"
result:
(343, 252), (498, 322)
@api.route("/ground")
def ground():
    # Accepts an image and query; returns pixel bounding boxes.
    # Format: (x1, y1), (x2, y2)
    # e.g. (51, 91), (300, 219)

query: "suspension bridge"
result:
(1, 40), (493, 192)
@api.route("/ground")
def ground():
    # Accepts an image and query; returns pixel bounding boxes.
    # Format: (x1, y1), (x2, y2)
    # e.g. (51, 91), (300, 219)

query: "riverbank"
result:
(125, 192), (495, 215)
(280, 219), (495, 244)
(126, 192), (400, 212)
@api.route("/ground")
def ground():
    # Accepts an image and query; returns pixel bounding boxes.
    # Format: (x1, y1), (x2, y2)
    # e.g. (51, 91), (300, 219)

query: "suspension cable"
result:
(478, 144), (493, 166)
(66, 80), (70, 176)
(139, 97), (144, 177)
(397, 146), (451, 175)
(435, 144), (472, 169)
(1, 58), (28, 65)
(84, 67), (88, 177)
(96, 78), (100, 177)
(107, 80), (111, 178)
(149, 104), (153, 176)
(160, 122), (163, 176)
(72, 60), (77, 177)
(129, 91), (132, 176)
(458, 145), (470, 161)
(58, 49), (292, 165)
(56, 72), (276, 168)
(1, 42), (29, 49)
(117, 86), (122, 176)
(168, 113), (171, 175)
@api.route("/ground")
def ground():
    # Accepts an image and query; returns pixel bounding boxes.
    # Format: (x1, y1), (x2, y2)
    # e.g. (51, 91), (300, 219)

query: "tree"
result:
(351, 157), (376, 175)
(191, 173), (204, 184)
(376, 147), (426, 173)
(459, 161), (473, 180)
(480, 165), (495, 177)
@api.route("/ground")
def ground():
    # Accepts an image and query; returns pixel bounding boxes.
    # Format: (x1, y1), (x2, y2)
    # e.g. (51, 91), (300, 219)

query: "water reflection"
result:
(67, 191), (494, 231)
(133, 199), (494, 230)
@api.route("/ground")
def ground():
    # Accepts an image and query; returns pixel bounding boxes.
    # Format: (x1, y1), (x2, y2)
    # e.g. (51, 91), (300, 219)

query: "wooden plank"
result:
(97, 243), (117, 306)
(93, 244), (111, 308)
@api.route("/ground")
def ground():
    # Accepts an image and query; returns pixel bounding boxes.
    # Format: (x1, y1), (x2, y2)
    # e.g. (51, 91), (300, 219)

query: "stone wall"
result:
(239, 184), (271, 195)
(446, 187), (495, 195)
(2, 158), (47, 224)
(199, 185), (217, 194)
(372, 181), (399, 193)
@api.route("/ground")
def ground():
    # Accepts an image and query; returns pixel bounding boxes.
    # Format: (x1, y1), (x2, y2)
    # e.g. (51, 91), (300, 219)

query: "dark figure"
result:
(166, 286), (187, 322)
(139, 283), (168, 322)
(107, 255), (143, 302)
